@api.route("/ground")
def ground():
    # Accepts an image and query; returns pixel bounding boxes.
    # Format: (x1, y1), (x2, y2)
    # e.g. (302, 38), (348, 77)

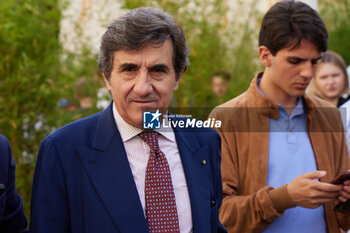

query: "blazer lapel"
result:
(78, 104), (148, 233)
(174, 128), (211, 233)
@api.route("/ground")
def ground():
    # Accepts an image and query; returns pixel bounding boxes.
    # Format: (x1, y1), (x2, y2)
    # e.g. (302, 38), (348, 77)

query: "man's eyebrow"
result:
(312, 56), (322, 62)
(118, 63), (139, 71)
(148, 64), (170, 72)
(287, 56), (322, 62)
(287, 56), (307, 61)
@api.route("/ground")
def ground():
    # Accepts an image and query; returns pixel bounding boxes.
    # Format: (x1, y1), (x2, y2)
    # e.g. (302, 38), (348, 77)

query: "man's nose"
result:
(133, 70), (153, 96)
(300, 62), (314, 79)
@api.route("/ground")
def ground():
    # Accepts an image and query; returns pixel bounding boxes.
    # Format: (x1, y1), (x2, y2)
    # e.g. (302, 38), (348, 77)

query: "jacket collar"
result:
(247, 72), (315, 120)
(82, 103), (210, 232)
(91, 103), (116, 151)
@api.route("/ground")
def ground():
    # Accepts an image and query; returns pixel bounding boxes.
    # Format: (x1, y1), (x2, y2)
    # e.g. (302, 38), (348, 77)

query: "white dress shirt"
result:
(112, 105), (193, 233)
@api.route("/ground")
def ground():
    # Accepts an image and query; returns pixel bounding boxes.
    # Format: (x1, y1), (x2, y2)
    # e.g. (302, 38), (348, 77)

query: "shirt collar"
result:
(112, 104), (175, 143)
(290, 98), (305, 117)
(256, 76), (305, 118)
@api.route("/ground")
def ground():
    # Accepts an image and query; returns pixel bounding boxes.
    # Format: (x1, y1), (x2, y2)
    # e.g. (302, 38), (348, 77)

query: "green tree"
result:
(0, 0), (100, 218)
(320, 0), (350, 64)
(0, 0), (62, 216)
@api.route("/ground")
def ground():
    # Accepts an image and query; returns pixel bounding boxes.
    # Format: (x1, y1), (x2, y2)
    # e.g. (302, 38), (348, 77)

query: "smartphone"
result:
(331, 171), (350, 213)
(334, 200), (350, 213)
(331, 171), (350, 185)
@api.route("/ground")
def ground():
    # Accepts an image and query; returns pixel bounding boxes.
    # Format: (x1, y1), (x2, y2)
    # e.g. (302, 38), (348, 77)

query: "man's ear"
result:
(173, 71), (183, 91)
(259, 46), (272, 67)
(103, 73), (111, 91)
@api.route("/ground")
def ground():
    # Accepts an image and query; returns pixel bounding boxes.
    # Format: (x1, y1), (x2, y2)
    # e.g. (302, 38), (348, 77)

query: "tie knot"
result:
(140, 131), (159, 151)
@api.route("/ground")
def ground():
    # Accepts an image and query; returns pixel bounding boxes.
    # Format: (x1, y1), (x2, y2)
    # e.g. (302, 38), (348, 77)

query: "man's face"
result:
(104, 39), (181, 128)
(260, 39), (321, 103)
(212, 76), (229, 97)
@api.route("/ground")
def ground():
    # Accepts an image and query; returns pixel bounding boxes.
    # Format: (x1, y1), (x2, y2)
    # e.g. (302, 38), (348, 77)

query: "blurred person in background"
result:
(202, 71), (231, 108)
(307, 51), (350, 154)
(307, 51), (349, 107)
(211, 71), (231, 101)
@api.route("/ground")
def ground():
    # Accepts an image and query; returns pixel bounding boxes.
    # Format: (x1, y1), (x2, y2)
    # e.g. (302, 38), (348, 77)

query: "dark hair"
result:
(98, 7), (190, 80)
(211, 71), (231, 81)
(259, 1), (328, 55)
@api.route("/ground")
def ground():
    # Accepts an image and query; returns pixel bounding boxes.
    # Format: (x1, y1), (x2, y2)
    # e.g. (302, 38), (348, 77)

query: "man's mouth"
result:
(133, 99), (157, 103)
(294, 83), (309, 89)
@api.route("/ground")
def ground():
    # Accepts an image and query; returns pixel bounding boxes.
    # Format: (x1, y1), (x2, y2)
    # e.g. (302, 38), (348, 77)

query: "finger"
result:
(312, 197), (339, 205)
(301, 170), (327, 180)
(339, 186), (350, 200)
(344, 180), (350, 185)
(339, 195), (348, 203)
(339, 191), (350, 200)
(312, 190), (340, 198)
(343, 185), (350, 192)
(314, 182), (343, 192)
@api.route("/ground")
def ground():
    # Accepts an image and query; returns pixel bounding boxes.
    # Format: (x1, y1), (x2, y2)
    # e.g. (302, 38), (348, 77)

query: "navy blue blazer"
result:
(29, 104), (226, 233)
(0, 134), (28, 232)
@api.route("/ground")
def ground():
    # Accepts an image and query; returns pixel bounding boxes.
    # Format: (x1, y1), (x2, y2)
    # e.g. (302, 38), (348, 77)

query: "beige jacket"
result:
(210, 73), (350, 233)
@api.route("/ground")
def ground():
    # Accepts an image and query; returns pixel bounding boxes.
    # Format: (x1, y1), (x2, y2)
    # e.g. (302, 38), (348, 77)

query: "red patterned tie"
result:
(140, 131), (180, 233)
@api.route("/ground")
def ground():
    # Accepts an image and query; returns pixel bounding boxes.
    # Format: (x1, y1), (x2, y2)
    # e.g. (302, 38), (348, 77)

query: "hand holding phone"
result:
(331, 171), (350, 213)
(331, 171), (350, 185)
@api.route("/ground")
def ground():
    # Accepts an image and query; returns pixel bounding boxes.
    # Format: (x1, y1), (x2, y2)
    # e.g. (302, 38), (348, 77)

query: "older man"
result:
(29, 7), (226, 233)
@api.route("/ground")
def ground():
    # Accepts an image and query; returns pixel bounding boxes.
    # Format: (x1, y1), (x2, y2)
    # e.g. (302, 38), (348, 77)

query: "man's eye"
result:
(150, 67), (168, 73)
(150, 70), (165, 78)
(119, 64), (139, 73)
(288, 58), (301, 64)
(149, 65), (169, 76)
(123, 67), (137, 72)
(152, 68), (166, 73)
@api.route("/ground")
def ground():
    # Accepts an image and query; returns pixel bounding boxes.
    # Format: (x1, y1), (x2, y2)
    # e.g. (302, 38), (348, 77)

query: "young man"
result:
(0, 134), (27, 232)
(29, 7), (226, 233)
(210, 1), (350, 233)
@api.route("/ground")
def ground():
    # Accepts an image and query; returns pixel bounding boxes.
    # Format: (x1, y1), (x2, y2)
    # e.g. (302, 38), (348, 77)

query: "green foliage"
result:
(320, 0), (350, 64)
(0, 0), (62, 217)
(0, 0), (100, 219)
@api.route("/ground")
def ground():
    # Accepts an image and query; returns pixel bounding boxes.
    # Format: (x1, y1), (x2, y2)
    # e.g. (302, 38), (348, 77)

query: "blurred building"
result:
(60, 0), (125, 54)
(60, 0), (318, 55)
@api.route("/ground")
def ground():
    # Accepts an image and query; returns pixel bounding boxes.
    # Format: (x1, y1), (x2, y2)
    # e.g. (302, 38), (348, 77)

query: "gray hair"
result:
(98, 7), (190, 80)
